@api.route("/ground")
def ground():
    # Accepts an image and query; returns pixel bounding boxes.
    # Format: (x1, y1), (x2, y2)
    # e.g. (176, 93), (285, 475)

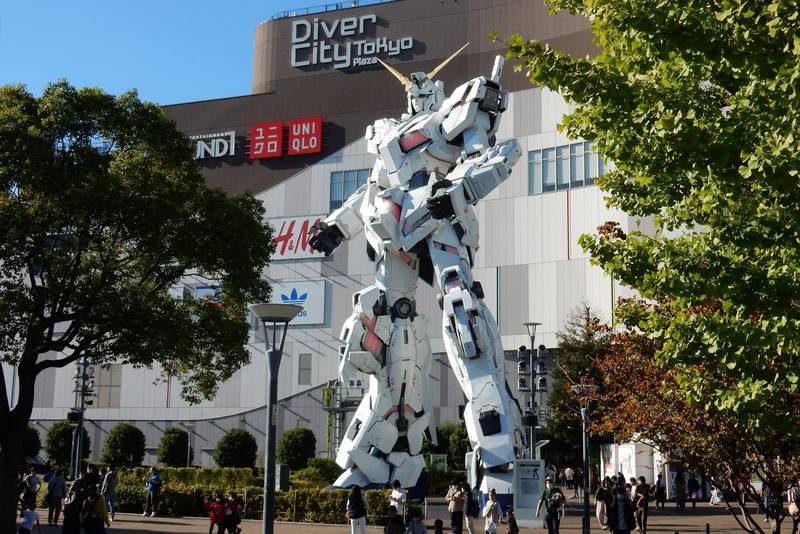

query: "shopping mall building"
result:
(16, 0), (640, 467)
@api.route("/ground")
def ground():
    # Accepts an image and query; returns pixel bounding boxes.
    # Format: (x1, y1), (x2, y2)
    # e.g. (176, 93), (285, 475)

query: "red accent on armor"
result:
(383, 404), (417, 419)
(389, 202), (402, 221)
(398, 130), (430, 152)
(393, 250), (417, 269)
(360, 315), (384, 354)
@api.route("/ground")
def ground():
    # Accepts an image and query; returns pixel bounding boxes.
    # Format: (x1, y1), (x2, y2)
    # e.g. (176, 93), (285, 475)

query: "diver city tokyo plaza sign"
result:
(189, 117), (323, 160)
(291, 14), (414, 69)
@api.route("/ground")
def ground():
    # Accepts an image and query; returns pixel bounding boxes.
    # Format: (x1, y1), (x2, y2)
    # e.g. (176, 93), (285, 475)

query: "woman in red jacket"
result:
(203, 494), (226, 534)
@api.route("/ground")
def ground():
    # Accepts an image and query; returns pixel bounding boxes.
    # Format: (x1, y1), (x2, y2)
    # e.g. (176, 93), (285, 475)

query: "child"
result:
(204, 494), (226, 534)
(18, 502), (41, 534)
(434, 518), (444, 534)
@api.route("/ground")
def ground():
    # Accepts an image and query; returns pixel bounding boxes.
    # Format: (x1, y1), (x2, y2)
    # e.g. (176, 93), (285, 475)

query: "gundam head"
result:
(377, 42), (470, 115)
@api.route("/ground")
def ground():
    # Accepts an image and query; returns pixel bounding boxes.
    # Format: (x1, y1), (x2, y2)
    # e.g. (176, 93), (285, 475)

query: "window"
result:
(330, 168), (370, 211)
(94, 364), (122, 408)
(298, 353), (312, 385)
(528, 141), (607, 195)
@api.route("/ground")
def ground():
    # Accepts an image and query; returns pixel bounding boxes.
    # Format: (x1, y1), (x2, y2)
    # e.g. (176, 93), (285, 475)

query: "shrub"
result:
(45, 421), (90, 470)
(158, 427), (189, 467)
(276, 427), (316, 470)
(102, 423), (146, 468)
(213, 428), (257, 468)
(290, 457), (342, 488)
(117, 467), (256, 489)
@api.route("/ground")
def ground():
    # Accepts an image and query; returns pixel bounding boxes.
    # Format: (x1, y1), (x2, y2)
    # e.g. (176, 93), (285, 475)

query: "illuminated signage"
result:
(291, 14), (414, 70)
(190, 131), (236, 159)
(268, 215), (326, 260)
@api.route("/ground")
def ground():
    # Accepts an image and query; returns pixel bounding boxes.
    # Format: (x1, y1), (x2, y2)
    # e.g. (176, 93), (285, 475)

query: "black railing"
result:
(270, 0), (399, 20)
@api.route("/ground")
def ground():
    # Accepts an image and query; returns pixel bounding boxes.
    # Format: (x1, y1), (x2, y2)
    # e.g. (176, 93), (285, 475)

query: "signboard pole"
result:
(512, 459), (545, 529)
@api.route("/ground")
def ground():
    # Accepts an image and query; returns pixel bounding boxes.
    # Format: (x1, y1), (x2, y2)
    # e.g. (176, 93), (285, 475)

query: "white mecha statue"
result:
(309, 44), (525, 489)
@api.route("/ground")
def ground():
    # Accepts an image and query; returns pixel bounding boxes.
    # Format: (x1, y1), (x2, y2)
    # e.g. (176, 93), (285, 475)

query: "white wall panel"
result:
(540, 192), (568, 262)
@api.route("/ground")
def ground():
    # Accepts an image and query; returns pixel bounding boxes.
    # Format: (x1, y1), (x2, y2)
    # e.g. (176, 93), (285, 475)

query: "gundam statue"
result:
(309, 44), (525, 490)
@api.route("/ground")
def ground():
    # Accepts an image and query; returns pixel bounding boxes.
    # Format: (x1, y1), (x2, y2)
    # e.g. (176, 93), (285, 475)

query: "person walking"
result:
(787, 478), (800, 518)
(224, 492), (243, 534)
(673, 473), (686, 511)
(81, 486), (111, 534)
(608, 481), (635, 534)
(536, 477), (565, 534)
(347, 485), (368, 534)
(142, 466), (162, 517)
(446, 480), (465, 534)
(482, 489), (502, 534)
(654, 474), (666, 510)
(389, 480), (407, 519)
(574, 467), (583, 498)
(203, 494), (226, 534)
(46, 470), (66, 526)
(595, 477), (611, 530)
(634, 477), (650, 534)
(22, 467), (41, 511)
(384, 505), (405, 534)
(407, 508), (427, 534)
(463, 483), (480, 534)
(565, 467), (575, 491)
(18, 502), (41, 534)
(687, 475), (700, 509)
(100, 465), (118, 522)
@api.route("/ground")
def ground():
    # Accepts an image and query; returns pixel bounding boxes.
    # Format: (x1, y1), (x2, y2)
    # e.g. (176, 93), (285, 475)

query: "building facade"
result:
(7, 0), (643, 467)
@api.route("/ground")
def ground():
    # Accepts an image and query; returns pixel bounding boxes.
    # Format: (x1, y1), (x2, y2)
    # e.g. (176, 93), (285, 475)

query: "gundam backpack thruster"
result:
(309, 44), (526, 492)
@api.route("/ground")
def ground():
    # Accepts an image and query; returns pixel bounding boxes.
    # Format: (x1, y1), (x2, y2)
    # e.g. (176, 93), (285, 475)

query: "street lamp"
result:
(250, 303), (302, 534)
(571, 383), (598, 534)
(522, 322), (541, 460)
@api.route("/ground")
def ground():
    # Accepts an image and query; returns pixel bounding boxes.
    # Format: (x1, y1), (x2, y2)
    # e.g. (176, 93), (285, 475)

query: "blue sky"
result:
(0, 1), (317, 105)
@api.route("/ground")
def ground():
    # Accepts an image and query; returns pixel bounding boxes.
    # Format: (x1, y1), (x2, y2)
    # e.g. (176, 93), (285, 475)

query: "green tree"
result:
(213, 428), (258, 469)
(507, 1), (800, 531)
(0, 80), (272, 530)
(102, 423), (145, 468)
(44, 421), (90, 470)
(547, 306), (611, 445)
(158, 427), (189, 467)
(22, 427), (41, 459)
(421, 421), (468, 470)
(277, 427), (316, 470)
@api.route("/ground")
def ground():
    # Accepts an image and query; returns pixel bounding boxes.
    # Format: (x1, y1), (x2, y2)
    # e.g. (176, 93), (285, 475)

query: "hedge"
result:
(109, 485), (391, 524)
(117, 467), (256, 489)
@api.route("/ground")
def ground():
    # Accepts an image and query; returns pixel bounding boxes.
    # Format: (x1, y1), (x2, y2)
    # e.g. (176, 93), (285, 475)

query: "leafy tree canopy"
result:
(506, 0), (800, 438)
(44, 421), (89, 470)
(22, 427), (41, 459)
(158, 427), (189, 468)
(102, 423), (146, 468)
(277, 427), (316, 470)
(213, 428), (258, 469)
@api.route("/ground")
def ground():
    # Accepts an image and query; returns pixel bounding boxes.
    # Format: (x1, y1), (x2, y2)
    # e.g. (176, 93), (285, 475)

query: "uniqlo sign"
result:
(287, 116), (323, 156)
(249, 121), (283, 159)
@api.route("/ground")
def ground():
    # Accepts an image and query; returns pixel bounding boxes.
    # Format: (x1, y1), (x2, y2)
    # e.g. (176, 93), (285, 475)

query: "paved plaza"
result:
(27, 501), (765, 534)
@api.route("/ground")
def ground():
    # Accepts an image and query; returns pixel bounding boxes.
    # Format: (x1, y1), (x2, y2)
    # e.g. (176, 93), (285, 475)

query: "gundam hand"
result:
(308, 222), (344, 256)
(427, 179), (455, 219)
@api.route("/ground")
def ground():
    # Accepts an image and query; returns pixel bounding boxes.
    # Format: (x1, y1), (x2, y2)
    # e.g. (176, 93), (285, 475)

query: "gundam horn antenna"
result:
(377, 58), (412, 89)
(426, 42), (470, 81)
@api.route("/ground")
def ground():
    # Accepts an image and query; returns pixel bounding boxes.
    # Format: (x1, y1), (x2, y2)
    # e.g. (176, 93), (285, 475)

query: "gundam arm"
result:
(427, 139), (521, 220)
(309, 184), (367, 256)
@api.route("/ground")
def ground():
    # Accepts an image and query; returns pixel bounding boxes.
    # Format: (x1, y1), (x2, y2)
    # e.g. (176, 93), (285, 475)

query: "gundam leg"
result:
(334, 253), (434, 489)
(427, 223), (525, 471)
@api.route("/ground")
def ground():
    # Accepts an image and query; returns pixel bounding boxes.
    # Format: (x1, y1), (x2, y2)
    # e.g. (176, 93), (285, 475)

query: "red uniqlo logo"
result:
(287, 117), (323, 156)
(249, 121), (283, 159)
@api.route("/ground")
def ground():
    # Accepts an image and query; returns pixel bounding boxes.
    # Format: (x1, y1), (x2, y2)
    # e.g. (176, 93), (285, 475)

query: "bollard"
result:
(706, 523), (710, 534)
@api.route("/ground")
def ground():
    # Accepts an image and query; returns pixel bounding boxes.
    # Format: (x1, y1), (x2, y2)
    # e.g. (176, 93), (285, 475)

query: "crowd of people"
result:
(16, 463), (157, 534)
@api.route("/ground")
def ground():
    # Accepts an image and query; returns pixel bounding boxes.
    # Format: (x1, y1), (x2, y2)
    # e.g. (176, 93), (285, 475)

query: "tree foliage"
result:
(44, 421), (89, 470)
(22, 427), (41, 459)
(548, 306), (611, 444)
(506, 2), (800, 531)
(421, 421), (468, 470)
(277, 427), (317, 470)
(158, 427), (189, 468)
(213, 428), (258, 469)
(102, 423), (145, 468)
(0, 80), (273, 529)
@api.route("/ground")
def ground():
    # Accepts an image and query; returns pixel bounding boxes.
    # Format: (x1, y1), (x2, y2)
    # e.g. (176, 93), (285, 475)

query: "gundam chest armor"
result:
(309, 46), (526, 491)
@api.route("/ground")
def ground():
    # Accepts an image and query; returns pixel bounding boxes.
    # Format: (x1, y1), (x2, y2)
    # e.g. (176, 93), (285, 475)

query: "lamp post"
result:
(183, 422), (195, 467)
(522, 322), (541, 460)
(250, 303), (302, 534)
(571, 384), (597, 534)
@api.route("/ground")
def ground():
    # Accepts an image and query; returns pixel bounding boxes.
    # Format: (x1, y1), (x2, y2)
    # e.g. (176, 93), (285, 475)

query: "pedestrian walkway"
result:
(26, 502), (755, 534)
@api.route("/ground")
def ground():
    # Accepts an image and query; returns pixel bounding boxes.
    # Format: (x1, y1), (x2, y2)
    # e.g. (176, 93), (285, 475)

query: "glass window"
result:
(330, 169), (369, 211)
(330, 171), (344, 210)
(541, 148), (556, 192)
(344, 170), (358, 198)
(556, 145), (570, 190)
(570, 143), (584, 187)
(298, 353), (312, 385)
(357, 169), (370, 186)
(528, 151), (543, 194)
(93, 364), (122, 408)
